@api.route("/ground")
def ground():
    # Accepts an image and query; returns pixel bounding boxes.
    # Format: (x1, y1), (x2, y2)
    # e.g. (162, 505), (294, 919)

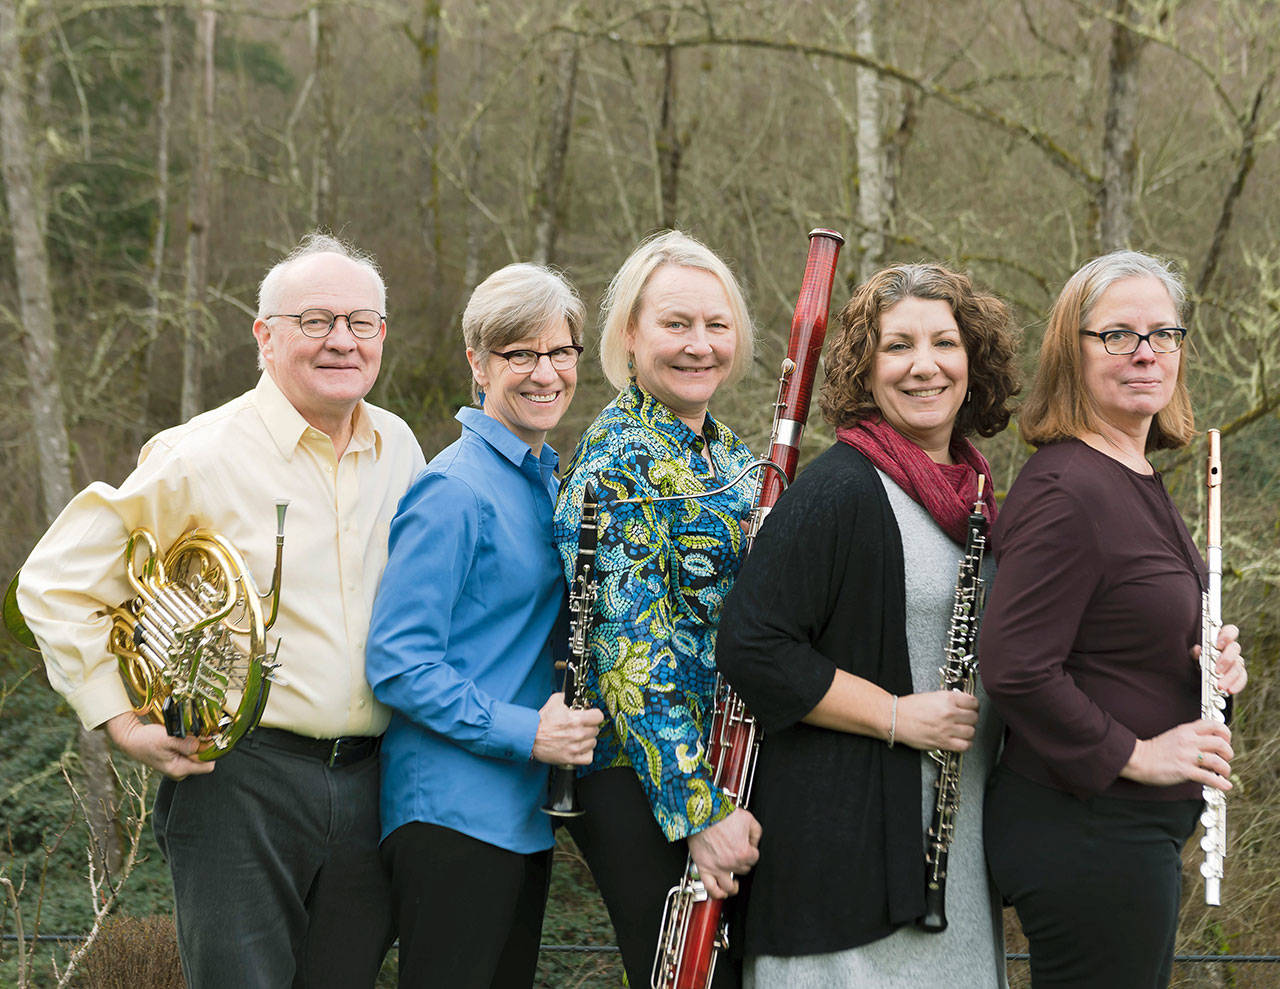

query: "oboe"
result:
(651, 228), (845, 989)
(1199, 429), (1227, 906)
(542, 482), (600, 818)
(919, 477), (989, 933)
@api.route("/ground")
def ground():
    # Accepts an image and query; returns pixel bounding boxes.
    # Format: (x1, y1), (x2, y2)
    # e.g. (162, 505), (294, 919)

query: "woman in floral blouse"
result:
(553, 230), (762, 989)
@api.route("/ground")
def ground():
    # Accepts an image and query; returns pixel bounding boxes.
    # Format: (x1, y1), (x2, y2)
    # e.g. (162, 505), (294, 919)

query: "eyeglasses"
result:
(1080, 327), (1187, 355)
(492, 345), (583, 373)
(264, 309), (385, 339)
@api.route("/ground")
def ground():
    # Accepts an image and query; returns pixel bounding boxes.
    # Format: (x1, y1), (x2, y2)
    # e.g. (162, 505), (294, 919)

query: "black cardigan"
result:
(716, 442), (924, 957)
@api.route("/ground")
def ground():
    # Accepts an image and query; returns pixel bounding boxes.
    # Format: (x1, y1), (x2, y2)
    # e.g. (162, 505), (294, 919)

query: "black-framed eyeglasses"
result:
(492, 345), (583, 373)
(1080, 327), (1187, 356)
(264, 308), (385, 339)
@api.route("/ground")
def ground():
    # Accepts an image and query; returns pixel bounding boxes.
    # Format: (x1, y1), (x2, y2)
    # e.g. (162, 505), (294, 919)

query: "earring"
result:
(477, 387), (486, 407)
(627, 355), (636, 382)
(965, 389), (972, 404)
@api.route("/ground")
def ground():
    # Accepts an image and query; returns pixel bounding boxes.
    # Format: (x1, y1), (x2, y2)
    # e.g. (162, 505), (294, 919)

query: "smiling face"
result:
(252, 252), (384, 445)
(869, 296), (969, 463)
(627, 264), (736, 433)
(1080, 275), (1181, 433)
(468, 317), (577, 454)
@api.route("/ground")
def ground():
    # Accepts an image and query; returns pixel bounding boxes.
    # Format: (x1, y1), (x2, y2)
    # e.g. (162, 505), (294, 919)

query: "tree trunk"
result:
(1, 0), (121, 876)
(463, 23), (487, 298)
(854, 0), (887, 282)
(181, 0), (215, 423)
(656, 43), (680, 230)
(1099, 0), (1143, 252)
(532, 40), (580, 266)
(311, 3), (336, 229)
(142, 5), (173, 439)
(412, 0), (442, 294)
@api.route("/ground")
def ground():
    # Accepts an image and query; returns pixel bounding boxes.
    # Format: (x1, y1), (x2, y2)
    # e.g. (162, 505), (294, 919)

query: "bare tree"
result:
(1, 0), (121, 878)
(853, 0), (886, 280)
(533, 37), (581, 265)
(1098, 0), (1144, 251)
(181, 0), (216, 422)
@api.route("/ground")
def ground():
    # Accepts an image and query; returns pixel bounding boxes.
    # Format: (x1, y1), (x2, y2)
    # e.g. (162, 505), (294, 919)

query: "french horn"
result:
(6, 502), (288, 760)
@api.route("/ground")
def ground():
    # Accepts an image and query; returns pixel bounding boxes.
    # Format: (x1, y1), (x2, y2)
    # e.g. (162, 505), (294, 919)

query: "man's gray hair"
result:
(256, 231), (387, 320)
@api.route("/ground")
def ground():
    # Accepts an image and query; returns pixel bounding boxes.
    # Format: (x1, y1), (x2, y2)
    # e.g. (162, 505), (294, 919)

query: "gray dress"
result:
(746, 472), (1007, 989)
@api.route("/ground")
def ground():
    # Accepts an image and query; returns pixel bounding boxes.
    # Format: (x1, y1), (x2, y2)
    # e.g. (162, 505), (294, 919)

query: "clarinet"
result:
(542, 482), (600, 817)
(651, 228), (845, 989)
(918, 477), (990, 933)
(1199, 429), (1227, 905)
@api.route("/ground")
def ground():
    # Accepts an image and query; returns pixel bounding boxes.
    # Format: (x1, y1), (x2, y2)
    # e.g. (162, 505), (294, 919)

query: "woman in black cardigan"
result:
(717, 263), (1019, 988)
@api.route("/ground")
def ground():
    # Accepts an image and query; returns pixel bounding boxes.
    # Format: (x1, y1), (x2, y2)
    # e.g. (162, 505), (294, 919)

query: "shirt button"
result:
(357, 698), (367, 709)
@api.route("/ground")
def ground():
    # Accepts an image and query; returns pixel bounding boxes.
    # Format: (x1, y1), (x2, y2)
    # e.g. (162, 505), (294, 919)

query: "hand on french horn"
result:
(687, 807), (762, 899)
(894, 690), (979, 752)
(104, 711), (216, 781)
(1121, 720), (1234, 791)
(531, 692), (603, 766)
(1193, 623), (1248, 696)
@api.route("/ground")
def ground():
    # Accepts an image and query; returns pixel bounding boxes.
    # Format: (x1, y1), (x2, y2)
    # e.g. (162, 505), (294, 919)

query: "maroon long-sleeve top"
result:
(978, 439), (1205, 801)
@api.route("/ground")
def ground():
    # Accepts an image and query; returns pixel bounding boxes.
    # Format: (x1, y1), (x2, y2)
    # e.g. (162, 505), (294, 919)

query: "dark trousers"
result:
(567, 767), (740, 989)
(153, 732), (392, 989)
(985, 765), (1200, 989)
(380, 820), (552, 989)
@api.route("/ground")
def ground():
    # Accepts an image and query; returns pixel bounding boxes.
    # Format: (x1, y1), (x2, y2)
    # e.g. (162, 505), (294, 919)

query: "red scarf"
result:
(835, 418), (997, 545)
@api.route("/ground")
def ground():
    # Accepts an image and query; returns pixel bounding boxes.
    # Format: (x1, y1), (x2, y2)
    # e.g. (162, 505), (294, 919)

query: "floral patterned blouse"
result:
(553, 384), (756, 841)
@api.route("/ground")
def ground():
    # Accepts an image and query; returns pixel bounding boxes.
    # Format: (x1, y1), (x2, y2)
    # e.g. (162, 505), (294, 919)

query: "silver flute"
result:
(1199, 428), (1226, 906)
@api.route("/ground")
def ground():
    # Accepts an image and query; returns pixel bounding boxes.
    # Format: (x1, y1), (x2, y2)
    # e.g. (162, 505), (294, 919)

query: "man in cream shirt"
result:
(18, 232), (425, 988)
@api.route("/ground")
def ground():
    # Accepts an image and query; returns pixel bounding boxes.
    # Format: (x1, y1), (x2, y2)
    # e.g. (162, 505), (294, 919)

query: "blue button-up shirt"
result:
(367, 407), (563, 854)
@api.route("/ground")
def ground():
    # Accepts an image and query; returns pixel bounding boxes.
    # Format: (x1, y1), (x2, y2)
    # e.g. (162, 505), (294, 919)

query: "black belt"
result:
(251, 727), (381, 768)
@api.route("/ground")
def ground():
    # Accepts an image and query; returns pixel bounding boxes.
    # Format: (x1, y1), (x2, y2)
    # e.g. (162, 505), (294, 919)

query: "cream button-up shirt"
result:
(18, 373), (426, 739)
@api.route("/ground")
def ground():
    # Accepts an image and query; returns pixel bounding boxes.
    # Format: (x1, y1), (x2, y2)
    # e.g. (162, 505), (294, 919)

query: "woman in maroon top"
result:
(978, 250), (1247, 989)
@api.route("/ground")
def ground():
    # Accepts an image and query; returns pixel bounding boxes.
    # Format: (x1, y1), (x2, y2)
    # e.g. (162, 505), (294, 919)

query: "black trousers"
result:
(380, 820), (552, 989)
(566, 766), (740, 989)
(153, 733), (392, 989)
(984, 765), (1200, 989)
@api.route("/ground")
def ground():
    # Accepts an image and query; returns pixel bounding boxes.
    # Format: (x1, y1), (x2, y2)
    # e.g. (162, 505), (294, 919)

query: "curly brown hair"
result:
(820, 263), (1020, 439)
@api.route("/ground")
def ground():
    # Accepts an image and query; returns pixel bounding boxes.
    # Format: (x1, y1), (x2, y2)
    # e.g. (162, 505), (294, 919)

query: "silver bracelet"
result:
(887, 694), (898, 749)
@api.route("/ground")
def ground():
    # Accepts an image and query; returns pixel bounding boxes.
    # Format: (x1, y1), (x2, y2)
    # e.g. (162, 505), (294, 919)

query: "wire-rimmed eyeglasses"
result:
(264, 309), (385, 339)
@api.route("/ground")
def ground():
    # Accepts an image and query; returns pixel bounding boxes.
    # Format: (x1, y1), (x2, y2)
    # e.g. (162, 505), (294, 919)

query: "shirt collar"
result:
(456, 406), (560, 474)
(254, 372), (382, 460)
(620, 382), (723, 449)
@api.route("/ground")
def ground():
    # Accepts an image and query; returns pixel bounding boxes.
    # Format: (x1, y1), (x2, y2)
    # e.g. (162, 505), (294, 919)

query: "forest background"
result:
(1, 0), (1278, 985)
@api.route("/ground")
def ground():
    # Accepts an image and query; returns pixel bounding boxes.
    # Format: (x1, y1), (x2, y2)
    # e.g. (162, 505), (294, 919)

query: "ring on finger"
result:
(1196, 752), (1205, 763)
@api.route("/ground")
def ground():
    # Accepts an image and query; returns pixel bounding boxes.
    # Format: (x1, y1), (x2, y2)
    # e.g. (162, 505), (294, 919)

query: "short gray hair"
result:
(1076, 250), (1187, 331)
(256, 231), (387, 320)
(462, 263), (585, 403)
(598, 230), (755, 392)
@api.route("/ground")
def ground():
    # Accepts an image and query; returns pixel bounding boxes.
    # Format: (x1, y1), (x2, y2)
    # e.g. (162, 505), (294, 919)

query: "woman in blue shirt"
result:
(367, 263), (603, 989)
(553, 231), (763, 989)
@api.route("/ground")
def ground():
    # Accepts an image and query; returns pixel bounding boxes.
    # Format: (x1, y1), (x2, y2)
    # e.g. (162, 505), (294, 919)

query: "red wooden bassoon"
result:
(651, 228), (845, 989)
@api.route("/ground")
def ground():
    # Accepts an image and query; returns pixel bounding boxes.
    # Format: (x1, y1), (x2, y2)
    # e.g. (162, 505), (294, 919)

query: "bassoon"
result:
(918, 477), (989, 932)
(651, 228), (845, 989)
(1199, 429), (1227, 905)
(542, 481), (600, 817)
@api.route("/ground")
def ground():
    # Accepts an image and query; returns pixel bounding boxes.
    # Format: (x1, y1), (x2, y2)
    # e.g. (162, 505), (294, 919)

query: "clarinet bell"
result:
(542, 765), (584, 818)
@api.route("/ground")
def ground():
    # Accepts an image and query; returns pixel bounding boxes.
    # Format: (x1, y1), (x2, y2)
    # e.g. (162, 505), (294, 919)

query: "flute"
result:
(1199, 429), (1226, 906)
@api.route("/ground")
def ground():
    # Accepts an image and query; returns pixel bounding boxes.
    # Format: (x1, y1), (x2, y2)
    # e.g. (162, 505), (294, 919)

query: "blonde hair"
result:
(597, 230), (755, 391)
(1020, 250), (1194, 451)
